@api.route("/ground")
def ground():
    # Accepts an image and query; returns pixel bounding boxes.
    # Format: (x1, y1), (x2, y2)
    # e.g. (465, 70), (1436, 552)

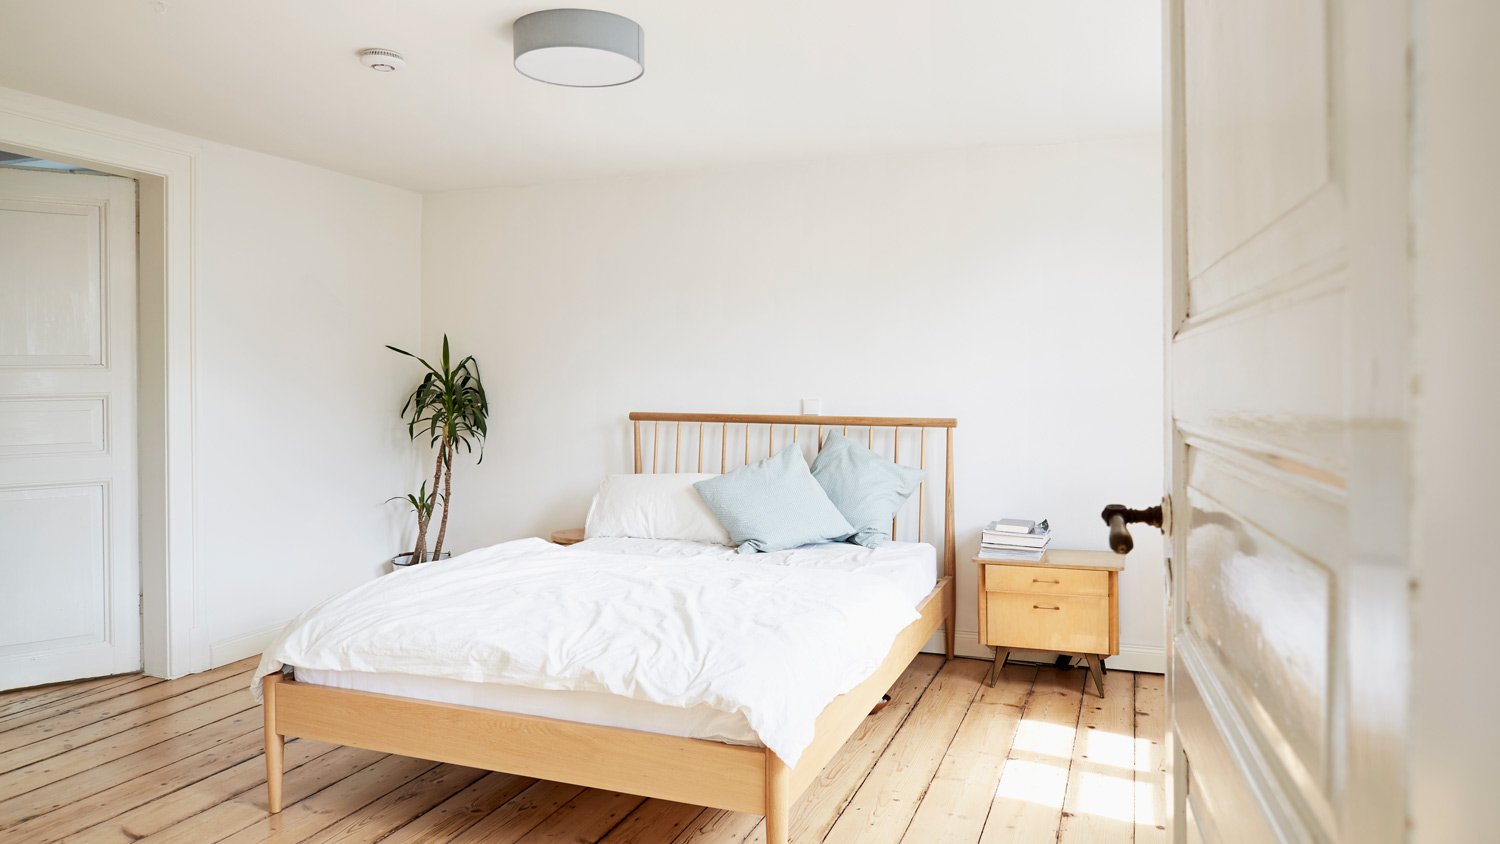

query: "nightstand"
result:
(976, 549), (1123, 695)
(550, 528), (585, 546)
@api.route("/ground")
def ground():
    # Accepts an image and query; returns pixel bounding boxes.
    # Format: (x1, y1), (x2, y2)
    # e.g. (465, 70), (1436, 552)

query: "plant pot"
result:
(390, 550), (452, 571)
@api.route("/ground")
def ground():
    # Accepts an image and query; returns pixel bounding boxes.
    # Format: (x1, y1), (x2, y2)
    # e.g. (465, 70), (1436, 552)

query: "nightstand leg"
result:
(1084, 654), (1105, 697)
(990, 648), (1009, 686)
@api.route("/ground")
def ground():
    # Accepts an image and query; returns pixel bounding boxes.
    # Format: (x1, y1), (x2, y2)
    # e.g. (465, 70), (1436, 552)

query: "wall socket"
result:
(801, 398), (822, 415)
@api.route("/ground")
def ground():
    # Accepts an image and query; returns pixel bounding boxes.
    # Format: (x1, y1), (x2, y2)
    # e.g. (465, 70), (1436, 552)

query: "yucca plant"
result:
(386, 335), (488, 563)
(386, 482), (442, 565)
(388, 481), (440, 526)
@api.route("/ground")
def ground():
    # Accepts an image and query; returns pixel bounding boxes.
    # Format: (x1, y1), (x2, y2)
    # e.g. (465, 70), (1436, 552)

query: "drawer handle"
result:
(1033, 604), (1061, 611)
(1032, 578), (1060, 584)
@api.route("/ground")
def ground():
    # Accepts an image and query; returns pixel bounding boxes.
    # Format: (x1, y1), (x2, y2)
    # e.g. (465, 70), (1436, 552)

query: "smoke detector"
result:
(358, 48), (406, 72)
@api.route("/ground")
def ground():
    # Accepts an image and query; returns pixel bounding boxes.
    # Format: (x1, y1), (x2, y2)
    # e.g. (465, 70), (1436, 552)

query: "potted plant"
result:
(386, 335), (489, 566)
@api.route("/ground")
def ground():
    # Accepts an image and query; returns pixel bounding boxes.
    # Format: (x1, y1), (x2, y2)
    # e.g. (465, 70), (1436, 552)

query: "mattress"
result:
(294, 537), (938, 747)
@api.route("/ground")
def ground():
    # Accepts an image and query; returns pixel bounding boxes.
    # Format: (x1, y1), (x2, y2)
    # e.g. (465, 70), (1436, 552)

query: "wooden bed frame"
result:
(262, 412), (957, 844)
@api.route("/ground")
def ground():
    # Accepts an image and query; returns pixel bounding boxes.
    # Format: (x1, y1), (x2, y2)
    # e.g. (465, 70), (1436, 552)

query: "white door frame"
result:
(0, 85), (203, 678)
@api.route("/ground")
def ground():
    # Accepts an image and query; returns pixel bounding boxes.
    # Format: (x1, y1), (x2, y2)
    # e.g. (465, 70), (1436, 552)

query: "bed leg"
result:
(263, 673), (285, 814)
(765, 751), (790, 844)
(944, 577), (956, 660)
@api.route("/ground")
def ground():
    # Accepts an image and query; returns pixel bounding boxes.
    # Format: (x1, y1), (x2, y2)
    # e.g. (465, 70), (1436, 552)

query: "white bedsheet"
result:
(574, 536), (938, 607)
(292, 538), (937, 748)
(254, 537), (929, 765)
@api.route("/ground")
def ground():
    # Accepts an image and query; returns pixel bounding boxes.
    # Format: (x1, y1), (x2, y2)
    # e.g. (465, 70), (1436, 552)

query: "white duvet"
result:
(252, 537), (920, 766)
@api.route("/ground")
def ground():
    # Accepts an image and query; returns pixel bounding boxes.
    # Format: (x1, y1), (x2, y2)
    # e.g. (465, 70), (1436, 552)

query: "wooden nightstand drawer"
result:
(984, 564), (1109, 597)
(985, 592), (1109, 653)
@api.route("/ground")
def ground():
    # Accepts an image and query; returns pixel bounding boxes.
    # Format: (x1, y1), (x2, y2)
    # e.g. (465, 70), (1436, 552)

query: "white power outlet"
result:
(801, 398), (822, 415)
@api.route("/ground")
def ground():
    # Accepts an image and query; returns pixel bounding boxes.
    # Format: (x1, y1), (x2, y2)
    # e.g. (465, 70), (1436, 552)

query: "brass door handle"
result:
(1033, 604), (1061, 611)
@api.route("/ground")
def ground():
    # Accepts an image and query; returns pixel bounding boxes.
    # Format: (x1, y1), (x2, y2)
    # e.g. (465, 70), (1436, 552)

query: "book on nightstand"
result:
(979, 517), (1050, 561)
(987, 518), (1037, 535)
(975, 546), (1046, 562)
(980, 529), (1050, 548)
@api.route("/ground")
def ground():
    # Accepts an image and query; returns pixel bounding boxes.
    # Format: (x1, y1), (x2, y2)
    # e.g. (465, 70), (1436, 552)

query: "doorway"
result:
(0, 157), (141, 690)
(0, 92), (202, 682)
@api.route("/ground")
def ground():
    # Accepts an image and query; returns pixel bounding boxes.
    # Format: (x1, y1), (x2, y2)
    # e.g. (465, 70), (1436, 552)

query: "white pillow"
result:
(584, 473), (732, 545)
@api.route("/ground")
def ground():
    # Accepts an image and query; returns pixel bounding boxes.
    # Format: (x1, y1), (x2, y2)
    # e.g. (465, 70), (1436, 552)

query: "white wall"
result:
(0, 86), (425, 669)
(421, 138), (1167, 668)
(193, 142), (423, 663)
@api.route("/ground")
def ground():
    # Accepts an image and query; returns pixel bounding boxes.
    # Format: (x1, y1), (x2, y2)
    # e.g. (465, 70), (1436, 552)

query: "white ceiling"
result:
(0, 1), (1160, 192)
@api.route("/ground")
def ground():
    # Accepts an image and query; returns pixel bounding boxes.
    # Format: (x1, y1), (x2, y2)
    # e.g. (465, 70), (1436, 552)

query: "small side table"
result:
(976, 549), (1123, 695)
(550, 528), (585, 546)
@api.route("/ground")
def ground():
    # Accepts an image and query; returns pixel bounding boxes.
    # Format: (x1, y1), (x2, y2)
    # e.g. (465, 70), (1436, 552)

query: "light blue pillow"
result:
(693, 445), (855, 554)
(810, 431), (927, 548)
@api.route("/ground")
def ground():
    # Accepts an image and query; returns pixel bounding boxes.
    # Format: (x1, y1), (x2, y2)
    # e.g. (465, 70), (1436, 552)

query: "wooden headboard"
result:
(628, 412), (957, 587)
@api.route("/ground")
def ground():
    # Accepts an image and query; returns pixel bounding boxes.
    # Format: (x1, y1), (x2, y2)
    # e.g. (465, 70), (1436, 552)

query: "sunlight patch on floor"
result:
(1135, 778), (1160, 827)
(1074, 771), (1137, 822)
(1134, 735), (1160, 772)
(1134, 733), (1165, 830)
(994, 758), (1068, 807)
(1085, 728), (1136, 770)
(992, 722), (1153, 827)
(1009, 719), (1076, 759)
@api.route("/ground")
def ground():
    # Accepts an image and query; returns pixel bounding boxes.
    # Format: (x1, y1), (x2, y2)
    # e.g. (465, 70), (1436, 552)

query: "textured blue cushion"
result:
(810, 431), (927, 548)
(693, 445), (855, 554)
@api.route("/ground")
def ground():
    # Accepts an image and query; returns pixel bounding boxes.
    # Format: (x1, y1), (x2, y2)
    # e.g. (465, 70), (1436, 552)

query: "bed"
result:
(256, 412), (956, 844)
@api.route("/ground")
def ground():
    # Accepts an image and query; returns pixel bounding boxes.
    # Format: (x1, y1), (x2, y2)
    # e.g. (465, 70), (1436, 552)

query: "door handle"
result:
(1101, 499), (1167, 554)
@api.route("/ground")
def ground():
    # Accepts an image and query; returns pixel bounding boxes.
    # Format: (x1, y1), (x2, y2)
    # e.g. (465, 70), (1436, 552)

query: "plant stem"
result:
(414, 447), (443, 562)
(432, 438), (455, 560)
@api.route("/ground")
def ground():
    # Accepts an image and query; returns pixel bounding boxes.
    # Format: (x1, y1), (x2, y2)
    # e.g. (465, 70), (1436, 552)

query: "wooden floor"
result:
(0, 655), (1166, 843)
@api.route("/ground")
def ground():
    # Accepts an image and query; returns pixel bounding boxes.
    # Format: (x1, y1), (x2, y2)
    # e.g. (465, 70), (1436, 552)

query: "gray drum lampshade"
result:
(514, 9), (644, 87)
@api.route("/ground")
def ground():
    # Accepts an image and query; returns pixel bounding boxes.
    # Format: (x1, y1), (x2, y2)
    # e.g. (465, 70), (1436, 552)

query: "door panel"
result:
(0, 396), (107, 456)
(0, 198), (104, 366)
(1185, 480), (1333, 803)
(0, 168), (138, 690)
(1173, 651), (1279, 844)
(1173, 284), (1348, 475)
(0, 483), (108, 653)
(1182, 0), (1331, 281)
(1167, 0), (1410, 841)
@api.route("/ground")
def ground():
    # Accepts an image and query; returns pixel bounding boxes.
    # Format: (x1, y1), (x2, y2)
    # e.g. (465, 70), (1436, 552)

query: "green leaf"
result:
(389, 333), (489, 516)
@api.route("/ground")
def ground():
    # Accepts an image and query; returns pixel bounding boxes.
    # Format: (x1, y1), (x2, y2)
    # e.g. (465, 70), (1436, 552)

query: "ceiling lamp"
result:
(514, 9), (644, 87)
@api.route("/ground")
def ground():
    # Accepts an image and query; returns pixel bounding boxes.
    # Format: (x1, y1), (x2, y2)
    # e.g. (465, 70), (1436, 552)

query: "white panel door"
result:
(1165, 0), (1410, 842)
(0, 167), (139, 689)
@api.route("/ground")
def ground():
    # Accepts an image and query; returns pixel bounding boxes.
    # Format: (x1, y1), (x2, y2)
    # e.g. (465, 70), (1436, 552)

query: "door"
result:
(1165, 1), (1409, 842)
(0, 166), (140, 690)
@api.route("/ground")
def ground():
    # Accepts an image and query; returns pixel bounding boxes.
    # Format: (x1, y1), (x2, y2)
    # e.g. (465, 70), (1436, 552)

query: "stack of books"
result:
(978, 518), (1051, 562)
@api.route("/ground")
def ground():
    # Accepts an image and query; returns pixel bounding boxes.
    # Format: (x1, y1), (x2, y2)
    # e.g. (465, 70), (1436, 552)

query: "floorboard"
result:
(0, 676), (159, 730)
(978, 667), (1087, 843)
(600, 800), (704, 844)
(0, 674), (145, 719)
(1133, 673), (1169, 844)
(62, 738), (341, 844)
(823, 658), (988, 843)
(0, 657), (1166, 844)
(900, 663), (1036, 843)
(1057, 670), (1136, 843)
(0, 659), (254, 753)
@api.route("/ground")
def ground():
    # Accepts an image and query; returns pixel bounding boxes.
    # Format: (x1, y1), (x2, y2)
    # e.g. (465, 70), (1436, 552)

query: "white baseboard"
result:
(208, 621), (289, 668)
(1102, 644), (1167, 674)
(924, 629), (1166, 675)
